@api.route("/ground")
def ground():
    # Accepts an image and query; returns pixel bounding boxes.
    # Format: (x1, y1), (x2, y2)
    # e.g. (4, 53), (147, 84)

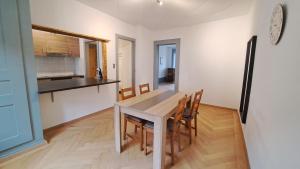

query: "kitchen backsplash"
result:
(36, 56), (79, 77)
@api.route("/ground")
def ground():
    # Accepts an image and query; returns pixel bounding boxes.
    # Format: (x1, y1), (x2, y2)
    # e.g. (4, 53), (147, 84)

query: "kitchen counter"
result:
(38, 78), (120, 94)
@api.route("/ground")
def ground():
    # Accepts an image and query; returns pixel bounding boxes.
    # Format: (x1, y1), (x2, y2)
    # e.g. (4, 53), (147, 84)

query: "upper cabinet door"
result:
(67, 36), (80, 57)
(46, 33), (70, 55)
(0, 0), (33, 151)
(32, 30), (48, 57)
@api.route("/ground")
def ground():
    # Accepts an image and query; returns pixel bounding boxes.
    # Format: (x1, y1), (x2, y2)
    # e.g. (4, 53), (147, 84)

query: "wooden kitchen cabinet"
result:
(67, 36), (80, 57)
(32, 30), (80, 57)
(46, 33), (69, 55)
(32, 30), (48, 56)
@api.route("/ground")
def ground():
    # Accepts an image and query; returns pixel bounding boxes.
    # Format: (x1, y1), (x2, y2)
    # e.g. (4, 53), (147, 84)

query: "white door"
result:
(117, 39), (133, 90)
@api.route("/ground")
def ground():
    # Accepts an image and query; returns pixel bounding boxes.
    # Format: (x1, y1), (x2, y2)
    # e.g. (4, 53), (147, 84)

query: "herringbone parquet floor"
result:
(0, 105), (249, 169)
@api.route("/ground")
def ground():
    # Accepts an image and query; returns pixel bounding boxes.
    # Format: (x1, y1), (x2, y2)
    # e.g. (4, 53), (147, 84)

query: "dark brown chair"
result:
(139, 83), (150, 94)
(181, 90), (203, 144)
(121, 87), (145, 151)
(143, 96), (187, 165)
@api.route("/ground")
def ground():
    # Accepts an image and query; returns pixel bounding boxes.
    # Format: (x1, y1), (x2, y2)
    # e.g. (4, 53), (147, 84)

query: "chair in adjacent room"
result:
(121, 87), (145, 151)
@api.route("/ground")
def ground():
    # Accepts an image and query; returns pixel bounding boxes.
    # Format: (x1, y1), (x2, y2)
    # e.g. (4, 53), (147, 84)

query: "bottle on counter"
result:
(96, 67), (103, 80)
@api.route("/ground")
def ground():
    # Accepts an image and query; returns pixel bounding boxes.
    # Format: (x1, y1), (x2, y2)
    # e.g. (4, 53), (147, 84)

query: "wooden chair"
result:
(181, 90), (203, 144)
(120, 87), (136, 100)
(121, 87), (145, 151)
(143, 96), (187, 165)
(139, 83), (150, 94)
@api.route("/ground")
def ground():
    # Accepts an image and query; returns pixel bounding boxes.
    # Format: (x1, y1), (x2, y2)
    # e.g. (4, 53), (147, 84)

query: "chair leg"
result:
(123, 118), (127, 140)
(194, 115), (198, 136)
(170, 135), (175, 165)
(185, 121), (189, 128)
(144, 130), (148, 155)
(188, 121), (192, 145)
(134, 125), (138, 133)
(178, 131), (182, 152)
(140, 124), (144, 151)
(178, 124), (182, 152)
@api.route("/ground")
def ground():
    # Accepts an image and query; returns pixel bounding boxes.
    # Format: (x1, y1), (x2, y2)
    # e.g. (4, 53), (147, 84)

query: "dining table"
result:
(114, 88), (187, 169)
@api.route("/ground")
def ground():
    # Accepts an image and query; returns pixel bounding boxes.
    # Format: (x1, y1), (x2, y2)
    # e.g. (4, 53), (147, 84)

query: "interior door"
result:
(0, 0), (33, 151)
(117, 39), (133, 90)
(88, 44), (97, 78)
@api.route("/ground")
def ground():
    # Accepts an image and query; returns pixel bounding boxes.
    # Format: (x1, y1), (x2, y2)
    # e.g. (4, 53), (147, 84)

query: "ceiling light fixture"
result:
(157, 0), (163, 6)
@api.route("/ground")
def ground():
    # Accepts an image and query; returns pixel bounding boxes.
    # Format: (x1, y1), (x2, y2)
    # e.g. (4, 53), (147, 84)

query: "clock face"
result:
(270, 4), (284, 45)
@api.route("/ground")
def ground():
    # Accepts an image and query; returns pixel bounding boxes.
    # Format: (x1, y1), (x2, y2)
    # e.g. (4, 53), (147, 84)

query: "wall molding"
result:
(200, 103), (237, 112)
(0, 140), (47, 166)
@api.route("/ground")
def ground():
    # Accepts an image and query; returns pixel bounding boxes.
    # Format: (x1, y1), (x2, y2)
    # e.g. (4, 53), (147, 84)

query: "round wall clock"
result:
(269, 4), (285, 45)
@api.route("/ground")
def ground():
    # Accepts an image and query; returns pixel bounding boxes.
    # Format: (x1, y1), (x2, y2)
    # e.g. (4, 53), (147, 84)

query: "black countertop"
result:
(38, 78), (120, 94)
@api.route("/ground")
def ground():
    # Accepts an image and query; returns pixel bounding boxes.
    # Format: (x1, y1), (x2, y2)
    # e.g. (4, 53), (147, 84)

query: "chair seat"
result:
(144, 119), (177, 130)
(144, 121), (154, 129)
(167, 119), (175, 130)
(182, 108), (197, 120)
(125, 114), (144, 123)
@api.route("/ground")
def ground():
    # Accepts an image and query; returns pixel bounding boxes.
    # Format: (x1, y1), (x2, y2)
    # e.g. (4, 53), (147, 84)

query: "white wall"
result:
(153, 15), (252, 108)
(135, 26), (155, 90)
(30, 0), (154, 128)
(243, 0), (300, 168)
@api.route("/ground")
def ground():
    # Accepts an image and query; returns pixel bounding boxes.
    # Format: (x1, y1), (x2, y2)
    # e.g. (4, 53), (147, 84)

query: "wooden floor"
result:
(0, 105), (249, 169)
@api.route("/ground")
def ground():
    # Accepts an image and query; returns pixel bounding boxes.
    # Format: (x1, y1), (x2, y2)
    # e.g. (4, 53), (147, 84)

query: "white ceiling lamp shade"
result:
(157, 0), (163, 6)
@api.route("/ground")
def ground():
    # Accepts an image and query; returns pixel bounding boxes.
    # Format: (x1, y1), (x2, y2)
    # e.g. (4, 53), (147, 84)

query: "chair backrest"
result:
(139, 83), (150, 94)
(189, 90), (203, 115)
(186, 94), (193, 110)
(173, 96), (187, 133)
(120, 87), (136, 100)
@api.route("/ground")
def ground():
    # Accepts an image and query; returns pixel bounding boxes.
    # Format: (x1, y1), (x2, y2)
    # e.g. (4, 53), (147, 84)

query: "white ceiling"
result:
(77, 0), (253, 30)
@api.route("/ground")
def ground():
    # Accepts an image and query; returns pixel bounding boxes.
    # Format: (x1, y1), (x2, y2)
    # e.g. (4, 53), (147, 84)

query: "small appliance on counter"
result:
(96, 67), (103, 80)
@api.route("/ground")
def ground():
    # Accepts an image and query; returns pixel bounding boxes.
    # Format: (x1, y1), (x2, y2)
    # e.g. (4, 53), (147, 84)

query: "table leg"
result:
(114, 104), (121, 153)
(153, 117), (166, 169)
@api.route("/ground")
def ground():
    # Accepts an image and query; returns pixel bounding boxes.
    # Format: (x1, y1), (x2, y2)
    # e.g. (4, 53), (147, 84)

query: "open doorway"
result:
(85, 41), (101, 78)
(154, 39), (180, 91)
(116, 35), (136, 100)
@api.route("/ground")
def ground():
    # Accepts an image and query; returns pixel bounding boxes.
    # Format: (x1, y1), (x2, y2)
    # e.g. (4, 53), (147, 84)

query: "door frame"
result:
(153, 39), (181, 91)
(115, 34), (136, 101)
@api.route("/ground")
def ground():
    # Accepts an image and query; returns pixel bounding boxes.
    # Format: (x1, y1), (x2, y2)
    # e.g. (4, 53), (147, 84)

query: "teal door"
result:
(0, 0), (33, 151)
